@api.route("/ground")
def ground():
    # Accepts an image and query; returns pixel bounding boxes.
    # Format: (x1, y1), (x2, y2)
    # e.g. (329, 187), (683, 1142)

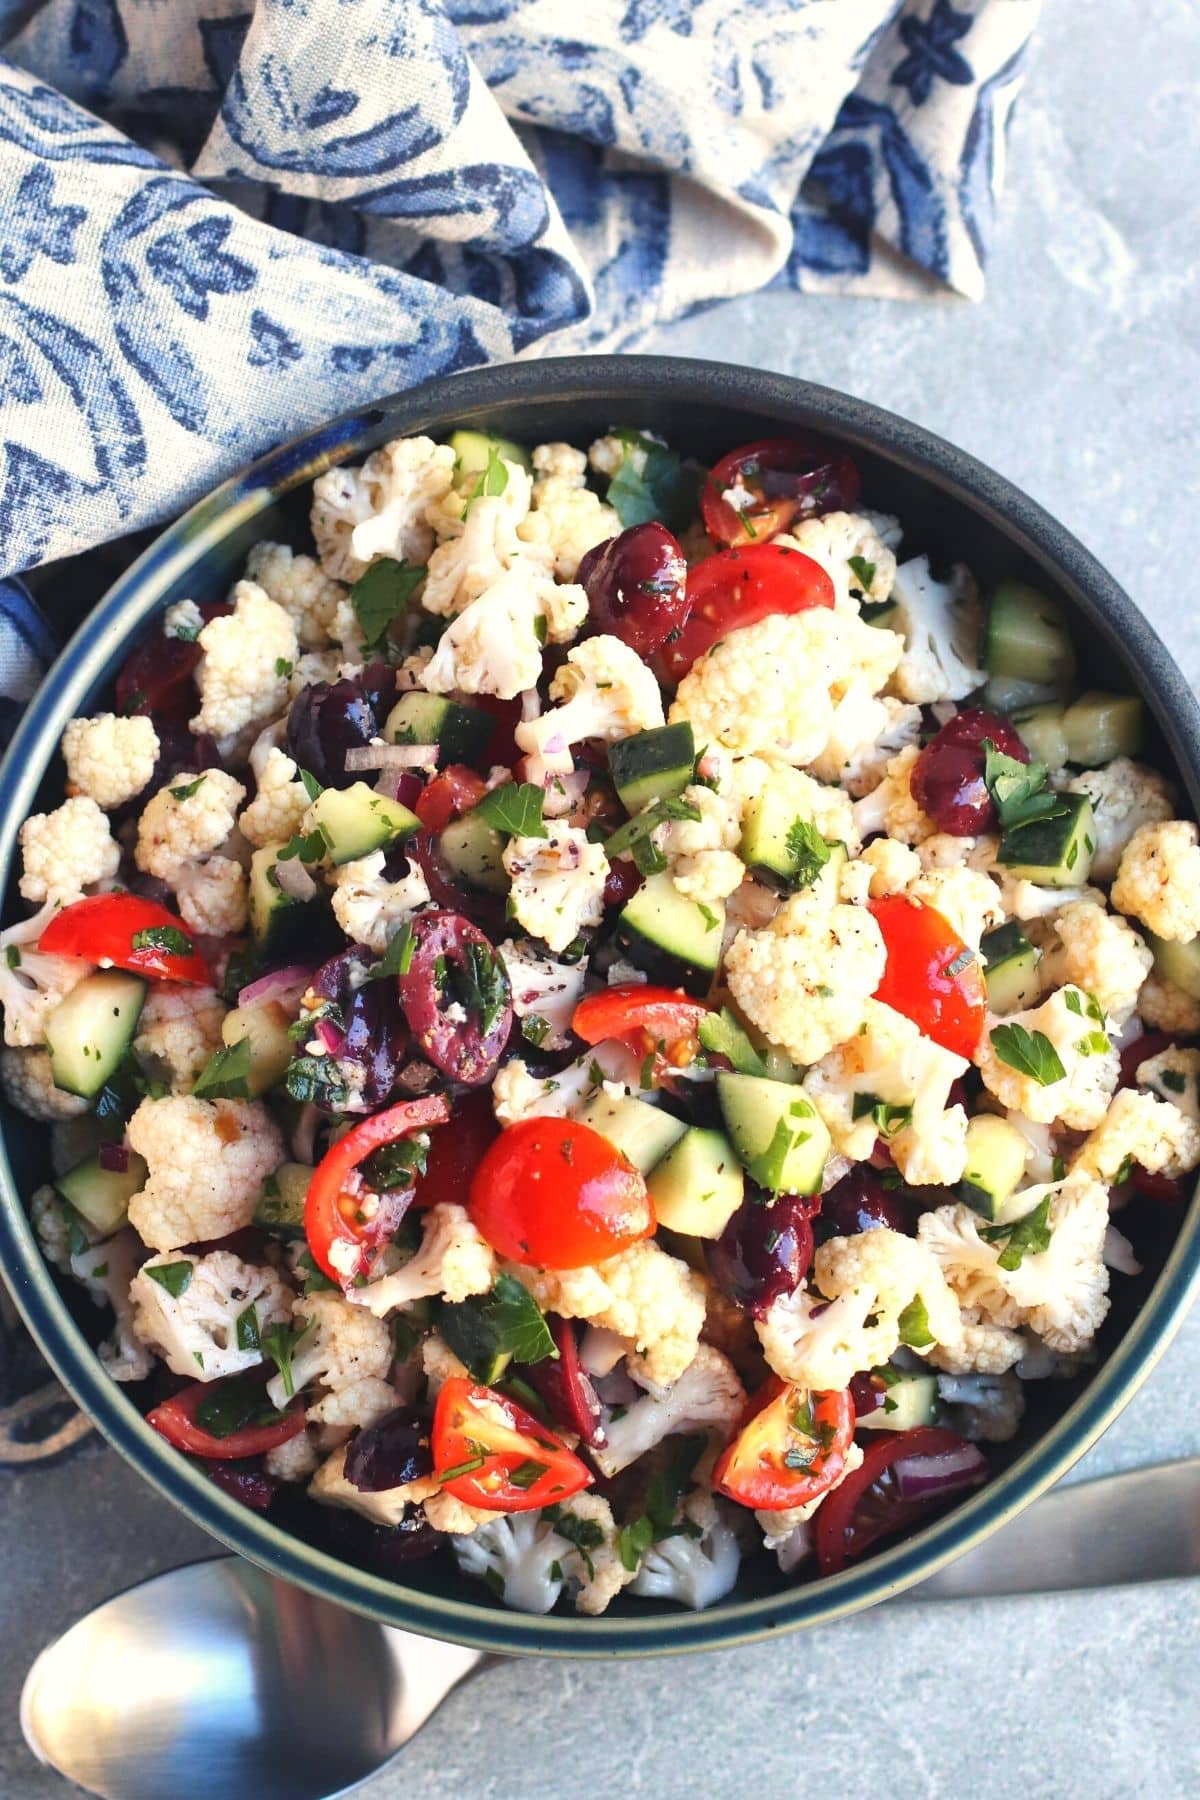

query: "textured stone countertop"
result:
(3, 1), (1198, 1793)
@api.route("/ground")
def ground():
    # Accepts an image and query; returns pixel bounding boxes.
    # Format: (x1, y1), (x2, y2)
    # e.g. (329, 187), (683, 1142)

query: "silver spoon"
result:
(22, 1457), (1200, 1800)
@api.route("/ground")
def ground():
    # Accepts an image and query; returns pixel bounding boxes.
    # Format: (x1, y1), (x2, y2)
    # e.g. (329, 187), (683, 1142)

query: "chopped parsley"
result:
(983, 741), (1066, 832)
(783, 817), (832, 890)
(169, 775), (206, 801)
(298, 768), (324, 802)
(604, 795), (701, 873)
(616, 1435), (705, 1573)
(370, 921), (416, 981)
(437, 1274), (558, 1381)
(847, 554), (876, 593)
(475, 782), (547, 839)
(604, 432), (702, 534)
(349, 557), (425, 653)
(192, 1036), (254, 1101)
(988, 1022), (1066, 1086)
(236, 1304), (260, 1352)
(362, 1133), (429, 1192)
(285, 1054), (351, 1110)
(466, 447), (510, 509)
(194, 1375), (290, 1440)
(261, 1321), (309, 1400)
(520, 1012), (551, 1048)
(130, 924), (194, 958)
(980, 1194), (1054, 1271)
(851, 1091), (913, 1136)
(697, 1007), (769, 1078)
(143, 1259), (194, 1298)
(275, 657), (294, 678)
(897, 1295), (934, 1349)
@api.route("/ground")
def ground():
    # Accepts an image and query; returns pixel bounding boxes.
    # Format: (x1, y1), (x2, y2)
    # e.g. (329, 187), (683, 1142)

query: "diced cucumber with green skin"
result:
(1146, 931), (1200, 1001)
(716, 1072), (830, 1195)
(310, 782), (421, 867)
(221, 1002), (294, 1097)
(1062, 692), (1143, 767)
(45, 971), (146, 1100)
(957, 1114), (1028, 1221)
(579, 1093), (686, 1173)
(646, 1126), (745, 1238)
(439, 810), (509, 895)
(860, 600), (898, 630)
(248, 846), (326, 959)
(447, 429), (532, 481)
(254, 1162), (312, 1237)
(55, 1151), (148, 1236)
(384, 692), (493, 765)
(608, 723), (695, 814)
(857, 1373), (940, 1433)
(986, 580), (1077, 686)
(1008, 702), (1070, 769)
(616, 872), (724, 997)
(981, 921), (1042, 1014)
(983, 674), (1069, 715)
(997, 793), (1095, 887)
(740, 771), (839, 893)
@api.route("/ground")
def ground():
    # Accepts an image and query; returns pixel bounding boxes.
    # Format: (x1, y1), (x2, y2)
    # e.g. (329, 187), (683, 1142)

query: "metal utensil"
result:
(22, 1456), (1199, 1800)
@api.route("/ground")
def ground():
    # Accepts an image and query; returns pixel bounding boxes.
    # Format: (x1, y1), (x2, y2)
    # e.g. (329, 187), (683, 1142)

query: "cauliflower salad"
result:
(5, 423), (1199, 1615)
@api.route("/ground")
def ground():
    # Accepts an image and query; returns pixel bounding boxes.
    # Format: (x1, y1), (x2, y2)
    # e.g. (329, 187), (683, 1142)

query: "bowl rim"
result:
(3, 352), (1198, 1657)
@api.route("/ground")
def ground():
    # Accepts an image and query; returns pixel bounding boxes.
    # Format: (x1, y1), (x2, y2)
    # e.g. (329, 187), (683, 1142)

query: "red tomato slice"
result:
(415, 765), (489, 833)
(38, 894), (209, 983)
(414, 1089), (499, 1210)
(815, 1425), (984, 1574)
(469, 1117), (654, 1269)
(304, 1094), (451, 1286)
(869, 895), (986, 1059)
(700, 437), (862, 548)
(713, 1377), (854, 1512)
(147, 1379), (305, 1461)
(432, 1376), (593, 1512)
(571, 984), (710, 1067)
(655, 544), (835, 684)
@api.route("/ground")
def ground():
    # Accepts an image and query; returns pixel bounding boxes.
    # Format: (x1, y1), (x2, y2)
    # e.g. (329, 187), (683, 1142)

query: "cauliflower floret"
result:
(244, 540), (347, 650)
(126, 1095), (283, 1252)
(628, 1487), (743, 1610)
(1040, 900), (1153, 1025)
(311, 436), (456, 584)
(135, 769), (245, 885)
(174, 855), (248, 937)
(756, 1228), (962, 1389)
(30, 1184), (81, 1271)
(70, 1228), (156, 1383)
(886, 555), (984, 704)
(848, 836), (923, 900)
(61, 712), (159, 810)
(190, 582), (298, 753)
(935, 1370), (1026, 1442)
(309, 1441), (444, 1529)
(454, 1510), (577, 1614)
(420, 561), (586, 701)
(265, 1431), (320, 1483)
(756, 1443), (866, 1573)
(652, 782), (745, 906)
(916, 1203), (1021, 1327)
(717, 757), (859, 852)
(1071, 1086), (1200, 1183)
(588, 431), (658, 480)
(922, 1316), (1026, 1374)
(996, 876), (1106, 924)
(0, 903), (89, 1048)
(0, 1046), (89, 1121)
(515, 1242), (708, 1391)
(420, 1330), (470, 1396)
(265, 1290), (393, 1412)
(238, 748), (310, 849)
(130, 1249), (293, 1380)
(499, 939), (588, 1051)
(1138, 971), (1200, 1034)
(1137, 1046), (1200, 1121)
(490, 1041), (642, 1127)
(1111, 821), (1200, 942)
(19, 797), (121, 906)
(905, 866), (1004, 949)
(777, 511), (898, 614)
(917, 833), (1001, 873)
(348, 1203), (496, 1317)
(975, 985), (1119, 1130)
(515, 636), (664, 772)
(329, 849), (431, 954)
(164, 599), (203, 640)
(305, 1376), (401, 1434)
(503, 822), (609, 955)
(724, 890), (886, 1065)
(1004, 1111), (1059, 1184)
(288, 650), (342, 699)
(810, 692), (923, 793)
(422, 457), (540, 605)
(132, 983), (226, 1094)
(589, 1345), (745, 1479)
(850, 744), (934, 846)
(1063, 758), (1175, 881)
(516, 442), (620, 580)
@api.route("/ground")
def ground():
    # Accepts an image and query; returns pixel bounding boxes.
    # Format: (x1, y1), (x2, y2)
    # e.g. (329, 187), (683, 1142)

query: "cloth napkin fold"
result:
(0, 0), (1041, 592)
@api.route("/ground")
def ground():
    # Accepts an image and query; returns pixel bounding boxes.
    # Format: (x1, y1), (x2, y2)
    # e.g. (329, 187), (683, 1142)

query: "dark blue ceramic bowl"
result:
(2, 356), (1198, 1656)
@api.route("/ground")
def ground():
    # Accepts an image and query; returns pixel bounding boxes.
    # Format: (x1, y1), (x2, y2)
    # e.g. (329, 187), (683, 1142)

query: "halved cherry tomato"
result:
(869, 895), (986, 1059)
(415, 765), (488, 833)
(700, 437), (862, 548)
(432, 1376), (592, 1512)
(655, 544), (835, 684)
(469, 1117), (654, 1268)
(39, 893), (209, 983)
(815, 1425), (985, 1575)
(304, 1094), (451, 1285)
(147, 1379), (305, 1461)
(413, 1089), (499, 1210)
(571, 984), (709, 1069)
(713, 1377), (854, 1511)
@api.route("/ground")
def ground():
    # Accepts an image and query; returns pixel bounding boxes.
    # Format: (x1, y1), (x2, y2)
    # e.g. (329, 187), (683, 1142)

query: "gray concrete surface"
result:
(3, 1), (1199, 1794)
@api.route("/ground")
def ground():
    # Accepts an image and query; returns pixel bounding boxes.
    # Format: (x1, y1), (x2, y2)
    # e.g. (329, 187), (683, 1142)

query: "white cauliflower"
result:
(265, 1291), (393, 1412)
(917, 833), (1001, 873)
(628, 1487), (743, 1610)
(310, 436), (456, 583)
(265, 1432), (320, 1483)
(515, 636), (664, 772)
(19, 797), (121, 906)
(420, 562), (587, 701)
(126, 1094), (283, 1252)
(976, 986), (1119, 1130)
(307, 1377), (402, 1433)
(778, 511), (898, 613)
(653, 782), (745, 906)
(244, 540), (347, 650)
(238, 747), (310, 849)
(164, 599), (203, 640)
(61, 713), (159, 810)
(724, 890), (886, 1065)
(174, 856), (248, 936)
(935, 1370), (1025, 1442)
(1137, 1046), (1200, 1121)
(717, 755), (859, 851)
(0, 903), (89, 1048)
(190, 582), (298, 753)
(132, 983), (226, 1093)
(516, 441), (620, 580)
(905, 867), (1004, 949)
(70, 1228), (156, 1383)
(329, 850), (431, 954)
(0, 1046), (89, 1120)
(810, 690), (923, 793)
(348, 1203), (496, 1317)
(1111, 821), (1200, 942)
(421, 1330), (469, 1396)
(503, 822), (609, 955)
(30, 1184), (85, 1271)
(514, 1241), (708, 1390)
(851, 744), (934, 845)
(847, 836), (923, 900)
(491, 1040), (642, 1127)
(455, 1510), (577, 1614)
(923, 1316), (1026, 1375)
(756, 1228), (962, 1389)
(996, 876), (1106, 924)
(1070, 1086), (1200, 1183)
(1063, 758), (1175, 881)
(1138, 972), (1200, 1034)
(916, 1203), (1021, 1327)
(308, 1441), (445, 1529)
(130, 1249), (293, 1380)
(499, 939), (588, 1051)
(135, 769), (245, 885)
(1040, 900), (1153, 1025)
(590, 1345), (745, 1479)
(886, 555), (985, 703)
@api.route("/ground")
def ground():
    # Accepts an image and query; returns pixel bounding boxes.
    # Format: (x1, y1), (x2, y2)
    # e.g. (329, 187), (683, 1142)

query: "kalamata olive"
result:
(526, 1316), (606, 1449)
(286, 674), (379, 790)
(577, 522), (690, 658)
(911, 708), (1030, 837)
(206, 1461), (279, 1511)
(344, 1407), (432, 1493)
(396, 910), (512, 1085)
(706, 1190), (817, 1320)
(849, 1371), (886, 1419)
(816, 1167), (913, 1242)
(322, 1508), (445, 1570)
(306, 945), (407, 1111)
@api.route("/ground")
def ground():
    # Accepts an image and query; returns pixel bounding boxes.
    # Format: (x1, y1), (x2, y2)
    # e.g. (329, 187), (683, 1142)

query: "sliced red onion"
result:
(593, 1366), (640, 1408)
(1104, 1222), (1143, 1276)
(98, 1142), (129, 1174)
(237, 964), (314, 1012)
(345, 743), (439, 773)
(374, 768), (425, 807)
(315, 1016), (345, 1055)
(892, 1442), (989, 1501)
(273, 858), (318, 903)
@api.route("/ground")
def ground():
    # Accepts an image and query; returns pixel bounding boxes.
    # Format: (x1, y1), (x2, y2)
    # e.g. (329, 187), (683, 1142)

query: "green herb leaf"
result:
(169, 775), (206, 801)
(617, 1434), (706, 1571)
(438, 1273), (558, 1381)
(294, 1248), (339, 1296)
(475, 782), (547, 839)
(275, 657), (294, 678)
(130, 924), (194, 958)
(466, 447), (510, 509)
(285, 1054), (350, 1109)
(897, 1295), (934, 1349)
(697, 1007), (768, 1078)
(275, 827), (329, 864)
(298, 768), (323, 802)
(784, 817), (832, 890)
(370, 922), (415, 982)
(350, 558), (425, 653)
(508, 1458), (550, 1491)
(850, 1091), (914, 1136)
(362, 1133), (429, 1192)
(193, 1037), (254, 1101)
(605, 434), (702, 533)
(988, 1023), (1066, 1087)
(604, 795), (701, 862)
(981, 1194), (1054, 1271)
(452, 940), (510, 1039)
(847, 554), (877, 592)
(520, 1012), (551, 1048)
(262, 1322), (308, 1399)
(62, 1201), (90, 1259)
(236, 1304), (260, 1352)
(617, 1514), (656, 1573)
(194, 1375), (291, 1440)
(983, 741), (1067, 831)
(144, 1260), (193, 1298)
(4, 943), (20, 970)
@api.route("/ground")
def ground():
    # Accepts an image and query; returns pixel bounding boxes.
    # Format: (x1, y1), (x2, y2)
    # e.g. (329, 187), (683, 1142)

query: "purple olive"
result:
(396, 910), (512, 1086)
(322, 1508), (444, 1570)
(344, 1407), (432, 1493)
(307, 946), (408, 1111)
(815, 1167), (913, 1243)
(577, 522), (690, 659)
(286, 661), (397, 791)
(706, 1190), (817, 1320)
